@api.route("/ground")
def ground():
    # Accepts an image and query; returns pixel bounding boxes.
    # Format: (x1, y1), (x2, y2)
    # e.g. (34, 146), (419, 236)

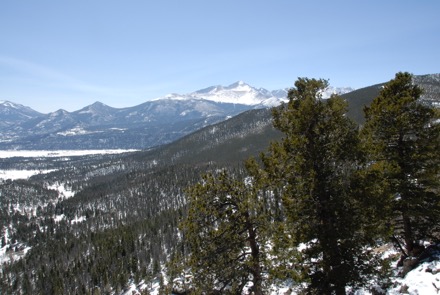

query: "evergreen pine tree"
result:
(181, 170), (270, 294)
(257, 78), (383, 294)
(362, 72), (440, 257)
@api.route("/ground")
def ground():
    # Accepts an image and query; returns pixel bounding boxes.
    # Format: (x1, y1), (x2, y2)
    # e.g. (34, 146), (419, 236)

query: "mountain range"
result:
(0, 81), (352, 150)
(1, 74), (439, 151)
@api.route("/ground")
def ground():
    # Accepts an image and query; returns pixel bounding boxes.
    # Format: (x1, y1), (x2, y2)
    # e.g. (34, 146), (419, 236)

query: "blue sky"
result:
(1, 0), (439, 113)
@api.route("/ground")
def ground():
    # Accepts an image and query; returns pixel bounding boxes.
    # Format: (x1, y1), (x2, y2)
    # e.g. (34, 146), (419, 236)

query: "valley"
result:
(0, 74), (439, 294)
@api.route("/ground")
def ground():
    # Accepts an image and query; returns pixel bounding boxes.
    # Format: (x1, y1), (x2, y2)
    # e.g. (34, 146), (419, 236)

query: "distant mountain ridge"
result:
(0, 81), (296, 150)
(141, 73), (440, 167)
(1, 74), (437, 151)
(0, 100), (43, 128)
(0, 99), (251, 150)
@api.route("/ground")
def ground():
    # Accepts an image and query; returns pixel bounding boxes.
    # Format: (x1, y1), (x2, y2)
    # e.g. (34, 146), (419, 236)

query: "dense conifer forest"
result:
(1, 73), (439, 294)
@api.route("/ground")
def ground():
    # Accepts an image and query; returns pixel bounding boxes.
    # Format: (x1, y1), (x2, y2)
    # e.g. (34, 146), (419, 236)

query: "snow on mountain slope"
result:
(0, 100), (43, 127)
(192, 81), (286, 106)
(320, 86), (355, 99)
(152, 81), (283, 106)
(154, 81), (353, 107)
(0, 81), (355, 150)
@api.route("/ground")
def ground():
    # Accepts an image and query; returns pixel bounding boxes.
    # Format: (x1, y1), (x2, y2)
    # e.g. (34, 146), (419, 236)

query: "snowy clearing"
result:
(47, 182), (75, 198)
(0, 169), (56, 180)
(0, 149), (139, 158)
(0, 244), (31, 265)
(0, 149), (139, 180)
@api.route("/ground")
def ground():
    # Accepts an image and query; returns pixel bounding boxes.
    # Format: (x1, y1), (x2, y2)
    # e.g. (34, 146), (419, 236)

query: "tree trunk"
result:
(323, 236), (347, 295)
(319, 189), (346, 295)
(403, 213), (414, 256)
(398, 133), (414, 256)
(246, 213), (263, 295)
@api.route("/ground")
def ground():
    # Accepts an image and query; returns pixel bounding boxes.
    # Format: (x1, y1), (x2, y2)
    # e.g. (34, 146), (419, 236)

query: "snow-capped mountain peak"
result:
(198, 81), (288, 106)
(154, 81), (354, 107)
(0, 100), (39, 112)
(76, 101), (115, 115)
(51, 109), (69, 117)
(0, 100), (18, 108)
(0, 100), (43, 127)
(192, 81), (277, 106)
(226, 80), (251, 91)
(155, 81), (287, 107)
(320, 86), (355, 99)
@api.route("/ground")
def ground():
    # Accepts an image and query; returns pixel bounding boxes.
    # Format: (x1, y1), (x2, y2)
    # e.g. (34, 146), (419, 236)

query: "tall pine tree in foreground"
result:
(181, 170), (270, 294)
(256, 78), (386, 294)
(362, 72), (440, 257)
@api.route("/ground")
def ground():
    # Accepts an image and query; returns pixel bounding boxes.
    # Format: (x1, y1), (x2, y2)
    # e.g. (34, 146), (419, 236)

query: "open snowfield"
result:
(0, 149), (138, 180)
(0, 169), (56, 180)
(0, 149), (138, 158)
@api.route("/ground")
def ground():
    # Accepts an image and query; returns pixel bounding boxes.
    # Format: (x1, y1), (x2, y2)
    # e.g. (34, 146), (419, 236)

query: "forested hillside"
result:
(1, 73), (439, 294)
(0, 107), (278, 293)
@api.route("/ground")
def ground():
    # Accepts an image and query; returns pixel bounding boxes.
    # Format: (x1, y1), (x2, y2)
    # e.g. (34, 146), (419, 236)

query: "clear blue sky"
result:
(1, 0), (439, 113)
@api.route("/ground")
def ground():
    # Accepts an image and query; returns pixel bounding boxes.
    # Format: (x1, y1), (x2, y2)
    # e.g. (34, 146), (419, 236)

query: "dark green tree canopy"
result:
(362, 72), (440, 256)
(257, 78), (384, 294)
(181, 170), (270, 294)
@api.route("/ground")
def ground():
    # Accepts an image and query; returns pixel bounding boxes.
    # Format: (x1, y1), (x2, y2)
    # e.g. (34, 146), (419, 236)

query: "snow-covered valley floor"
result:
(0, 149), (139, 159)
(0, 149), (138, 180)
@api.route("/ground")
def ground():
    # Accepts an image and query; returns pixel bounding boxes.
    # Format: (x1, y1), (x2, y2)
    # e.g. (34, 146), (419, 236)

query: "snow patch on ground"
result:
(388, 257), (440, 294)
(0, 169), (56, 180)
(71, 216), (86, 223)
(354, 243), (440, 295)
(54, 214), (86, 224)
(47, 182), (75, 199)
(57, 127), (101, 136)
(127, 244), (440, 295)
(0, 243), (31, 265)
(54, 214), (65, 222)
(0, 149), (138, 180)
(120, 278), (161, 295)
(0, 149), (138, 158)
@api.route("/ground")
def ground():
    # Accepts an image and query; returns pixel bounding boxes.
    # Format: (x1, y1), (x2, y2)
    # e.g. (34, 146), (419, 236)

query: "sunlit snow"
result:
(0, 244), (31, 265)
(57, 127), (102, 136)
(0, 169), (56, 180)
(47, 182), (75, 199)
(0, 149), (138, 158)
(387, 252), (440, 295)
(0, 149), (138, 180)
